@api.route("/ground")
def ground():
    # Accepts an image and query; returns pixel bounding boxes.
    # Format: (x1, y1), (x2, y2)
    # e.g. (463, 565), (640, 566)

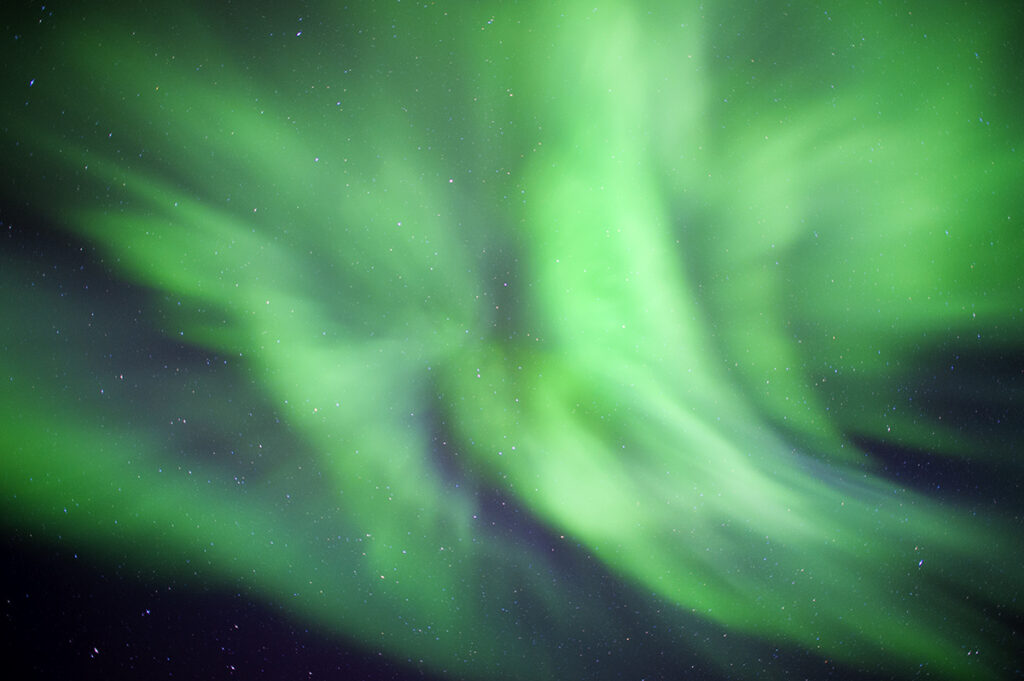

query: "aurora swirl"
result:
(2, 1), (1022, 679)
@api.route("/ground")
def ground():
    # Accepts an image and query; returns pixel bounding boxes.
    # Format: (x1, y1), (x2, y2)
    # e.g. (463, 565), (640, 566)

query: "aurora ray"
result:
(2, 1), (1022, 679)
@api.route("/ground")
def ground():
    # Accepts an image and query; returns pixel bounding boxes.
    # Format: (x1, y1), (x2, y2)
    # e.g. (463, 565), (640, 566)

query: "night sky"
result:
(2, 1), (1023, 679)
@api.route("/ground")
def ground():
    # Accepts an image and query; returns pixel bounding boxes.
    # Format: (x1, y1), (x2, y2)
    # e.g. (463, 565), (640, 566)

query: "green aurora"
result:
(2, 1), (1023, 679)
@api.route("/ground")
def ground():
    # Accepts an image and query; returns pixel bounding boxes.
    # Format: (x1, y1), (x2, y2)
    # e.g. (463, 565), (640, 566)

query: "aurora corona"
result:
(1, 1), (1022, 679)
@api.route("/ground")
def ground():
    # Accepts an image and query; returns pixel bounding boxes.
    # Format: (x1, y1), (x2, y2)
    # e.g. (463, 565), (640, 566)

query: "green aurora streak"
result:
(2, 1), (1023, 679)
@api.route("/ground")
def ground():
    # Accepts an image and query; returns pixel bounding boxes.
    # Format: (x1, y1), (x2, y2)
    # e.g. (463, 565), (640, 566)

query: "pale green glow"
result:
(1, 2), (1022, 680)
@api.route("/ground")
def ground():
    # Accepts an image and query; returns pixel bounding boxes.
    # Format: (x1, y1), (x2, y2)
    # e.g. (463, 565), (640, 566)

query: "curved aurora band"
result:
(2, 1), (1022, 679)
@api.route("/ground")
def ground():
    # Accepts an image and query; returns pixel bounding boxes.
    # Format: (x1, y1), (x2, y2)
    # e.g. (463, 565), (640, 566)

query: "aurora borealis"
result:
(2, 0), (1023, 678)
